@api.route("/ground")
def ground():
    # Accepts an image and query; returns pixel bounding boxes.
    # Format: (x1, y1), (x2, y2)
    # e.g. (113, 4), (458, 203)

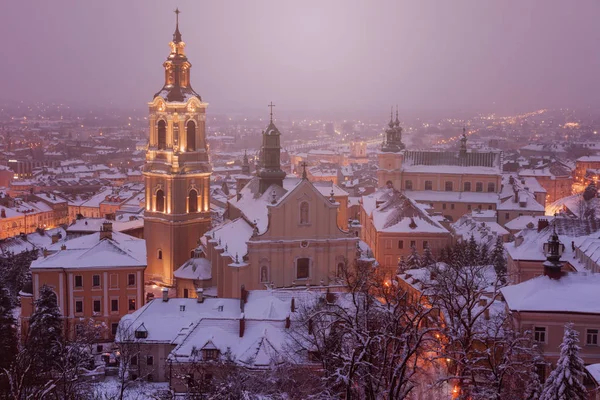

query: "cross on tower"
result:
(174, 8), (181, 25)
(301, 162), (308, 180)
(268, 102), (275, 122)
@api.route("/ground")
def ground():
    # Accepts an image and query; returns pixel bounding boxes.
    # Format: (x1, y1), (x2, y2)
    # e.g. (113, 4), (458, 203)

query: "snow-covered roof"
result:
(206, 218), (254, 259)
(31, 235), (146, 270)
(506, 219), (600, 262)
(405, 190), (499, 204)
(174, 257), (212, 281)
(362, 188), (448, 234)
(502, 273), (600, 314)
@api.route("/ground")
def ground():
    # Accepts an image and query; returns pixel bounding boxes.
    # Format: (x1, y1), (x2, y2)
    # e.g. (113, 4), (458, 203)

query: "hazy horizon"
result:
(2, 1), (599, 116)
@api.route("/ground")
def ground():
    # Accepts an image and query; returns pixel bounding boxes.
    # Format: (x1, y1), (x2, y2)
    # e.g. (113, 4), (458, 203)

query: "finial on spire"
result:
(301, 162), (308, 180)
(173, 8), (182, 43)
(395, 105), (400, 126)
(268, 102), (275, 123)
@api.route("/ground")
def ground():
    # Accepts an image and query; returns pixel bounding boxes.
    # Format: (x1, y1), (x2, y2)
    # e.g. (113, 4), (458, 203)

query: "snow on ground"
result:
(90, 377), (170, 399)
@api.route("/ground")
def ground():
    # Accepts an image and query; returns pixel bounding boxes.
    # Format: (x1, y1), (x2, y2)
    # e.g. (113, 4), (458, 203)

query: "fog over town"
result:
(1, 2), (600, 399)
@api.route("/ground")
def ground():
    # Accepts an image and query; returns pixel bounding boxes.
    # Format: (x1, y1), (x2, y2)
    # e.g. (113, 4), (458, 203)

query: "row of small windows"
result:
(405, 180), (495, 192)
(74, 297), (136, 314)
(74, 274), (136, 288)
(257, 258), (346, 281)
(154, 189), (199, 213)
(534, 326), (598, 346)
(397, 240), (429, 250)
(157, 120), (196, 151)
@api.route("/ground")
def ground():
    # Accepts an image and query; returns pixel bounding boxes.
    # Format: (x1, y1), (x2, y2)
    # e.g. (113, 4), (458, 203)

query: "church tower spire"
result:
(257, 102), (286, 194)
(144, 9), (212, 285)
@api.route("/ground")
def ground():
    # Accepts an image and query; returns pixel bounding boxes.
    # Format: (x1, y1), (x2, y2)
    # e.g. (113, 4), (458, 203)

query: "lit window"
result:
(128, 298), (136, 311)
(155, 190), (165, 213)
(188, 189), (198, 213)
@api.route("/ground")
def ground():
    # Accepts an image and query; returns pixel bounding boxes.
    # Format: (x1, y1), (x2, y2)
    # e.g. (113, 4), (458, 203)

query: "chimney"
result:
(60, 244), (67, 251)
(43, 248), (49, 258)
(239, 314), (245, 338)
(0, 209), (5, 218)
(51, 234), (59, 244)
(537, 219), (549, 232)
(100, 221), (113, 240)
(196, 288), (204, 303)
(285, 315), (291, 329)
(162, 287), (169, 302)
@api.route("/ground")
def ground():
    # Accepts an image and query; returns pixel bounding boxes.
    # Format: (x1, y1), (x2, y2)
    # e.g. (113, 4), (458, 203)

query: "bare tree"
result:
(288, 260), (439, 400)
(425, 261), (540, 400)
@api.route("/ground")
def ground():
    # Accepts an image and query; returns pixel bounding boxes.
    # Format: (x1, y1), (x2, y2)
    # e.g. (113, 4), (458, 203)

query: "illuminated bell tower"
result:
(144, 9), (211, 285)
(377, 107), (405, 189)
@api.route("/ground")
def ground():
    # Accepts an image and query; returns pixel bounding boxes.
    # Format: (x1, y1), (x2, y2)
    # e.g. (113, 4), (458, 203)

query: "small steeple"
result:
(301, 162), (308, 180)
(173, 8), (182, 43)
(459, 127), (468, 157)
(388, 106), (394, 128)
(241, 150), (250, 175)
(543, 220), (565, 279)
(257, 104), (286, 194)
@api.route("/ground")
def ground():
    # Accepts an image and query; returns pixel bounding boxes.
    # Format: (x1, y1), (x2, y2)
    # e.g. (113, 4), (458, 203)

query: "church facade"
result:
(143, 13), (212, 285)
(181, 116), (358, 299)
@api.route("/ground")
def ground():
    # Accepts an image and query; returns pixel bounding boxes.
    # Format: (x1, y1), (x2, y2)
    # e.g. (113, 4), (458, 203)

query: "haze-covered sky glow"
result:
(2, 1), (599, 115)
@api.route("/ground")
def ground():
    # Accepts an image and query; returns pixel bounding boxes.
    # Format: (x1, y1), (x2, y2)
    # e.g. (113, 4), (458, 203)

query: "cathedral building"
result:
(143, 11), (211, 285)
(377, 113), (503, 222)
(175, 113), (358, 299)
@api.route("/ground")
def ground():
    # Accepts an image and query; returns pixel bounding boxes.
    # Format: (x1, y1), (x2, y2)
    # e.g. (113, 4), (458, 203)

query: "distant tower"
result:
(377, 107), (405, 188)
(257, 102), (286, 194)
(143, 9), (212, 285)
(460, 127), (468, 158)
(241, 150), (250, 175)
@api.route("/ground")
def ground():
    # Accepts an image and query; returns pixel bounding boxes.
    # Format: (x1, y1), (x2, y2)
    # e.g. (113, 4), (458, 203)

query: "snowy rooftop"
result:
(362, 188), (448, 234)
(502, 273), (600, 314)
(507, 219), (600, 262)
(174, 257), (212, 281)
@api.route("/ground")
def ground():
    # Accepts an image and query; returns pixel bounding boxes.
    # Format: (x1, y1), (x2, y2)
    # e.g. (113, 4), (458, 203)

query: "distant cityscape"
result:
(2, 5), (600, 400)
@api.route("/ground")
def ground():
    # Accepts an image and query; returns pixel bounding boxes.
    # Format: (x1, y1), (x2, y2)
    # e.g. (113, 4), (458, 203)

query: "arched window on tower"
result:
(300, 202), (309, 225)
(188, 189), (198, 213)
(157, 120), (167, 150)
(186, 120), (196, 151)
(155, 190), (165, 212)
